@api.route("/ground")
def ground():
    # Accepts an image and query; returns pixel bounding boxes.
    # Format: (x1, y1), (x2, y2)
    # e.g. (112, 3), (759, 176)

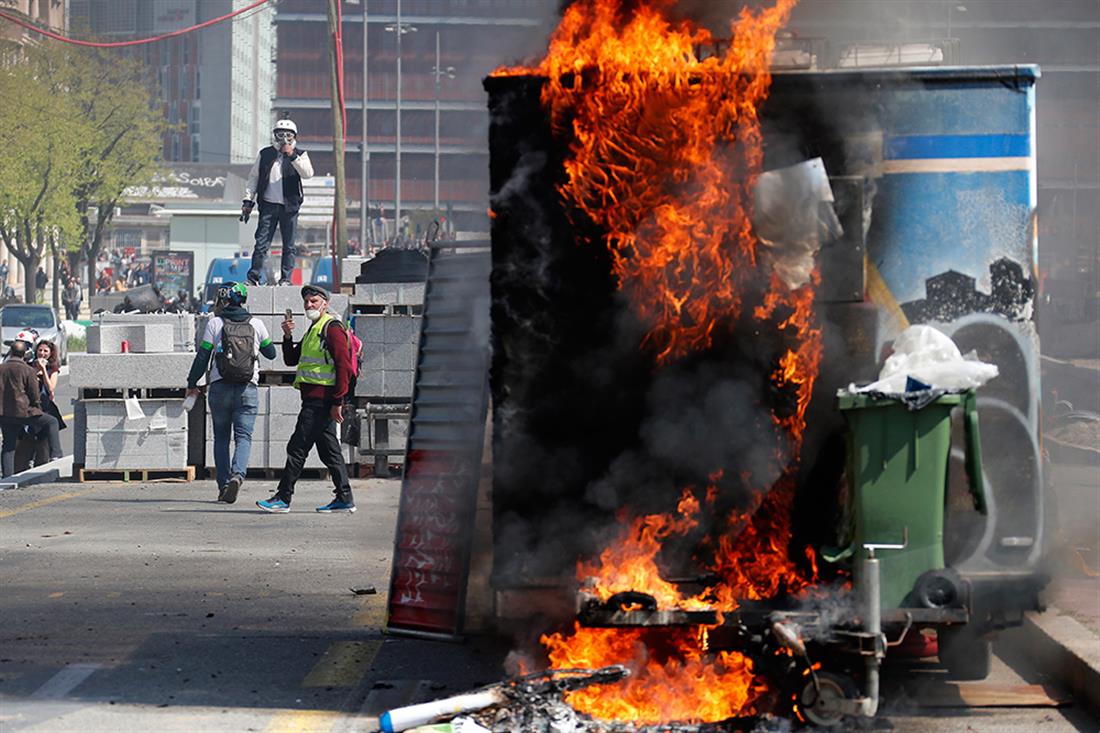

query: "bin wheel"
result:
(938, 626), (992, 680)
(797, 671), (858, 728)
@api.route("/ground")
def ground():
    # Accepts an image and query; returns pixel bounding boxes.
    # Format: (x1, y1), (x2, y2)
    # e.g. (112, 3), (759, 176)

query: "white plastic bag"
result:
(853, 325), (998, 394)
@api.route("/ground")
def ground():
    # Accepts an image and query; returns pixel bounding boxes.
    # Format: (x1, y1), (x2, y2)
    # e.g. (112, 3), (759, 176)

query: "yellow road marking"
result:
(48, 592), (64, 598)
(351, 596), (387, 628)
(263, 709), (339, 733)
(107, 591), (121, 598)
(302, 640), (381, 688)
(0, 489), (103, 519)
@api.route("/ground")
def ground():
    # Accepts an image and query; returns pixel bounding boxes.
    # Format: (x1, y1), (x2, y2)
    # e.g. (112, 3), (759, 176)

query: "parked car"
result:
(0, 304), (68, 364)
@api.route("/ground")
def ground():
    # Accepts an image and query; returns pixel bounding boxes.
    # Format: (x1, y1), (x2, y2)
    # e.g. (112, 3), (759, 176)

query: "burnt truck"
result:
(383, 64), (1045, 727)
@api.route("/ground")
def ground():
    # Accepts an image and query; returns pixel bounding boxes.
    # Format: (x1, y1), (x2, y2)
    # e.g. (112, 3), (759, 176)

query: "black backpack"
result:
(214, 320), (257, 383)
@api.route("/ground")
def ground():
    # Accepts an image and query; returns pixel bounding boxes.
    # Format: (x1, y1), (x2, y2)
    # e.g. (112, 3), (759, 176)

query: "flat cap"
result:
(300, 284), (331, 301)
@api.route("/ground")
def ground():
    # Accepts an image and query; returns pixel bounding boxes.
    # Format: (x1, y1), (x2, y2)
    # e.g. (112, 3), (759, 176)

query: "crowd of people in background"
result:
(95, 248), (152, 294)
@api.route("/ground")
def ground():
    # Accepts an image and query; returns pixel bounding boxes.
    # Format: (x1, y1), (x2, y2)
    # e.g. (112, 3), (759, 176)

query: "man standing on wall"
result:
(241, 119), (314, 286)
(257, 284), (355, 514)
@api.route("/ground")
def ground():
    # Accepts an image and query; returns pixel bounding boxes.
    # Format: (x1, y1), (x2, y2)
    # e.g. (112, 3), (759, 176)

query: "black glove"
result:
(240, 199), (254, 223)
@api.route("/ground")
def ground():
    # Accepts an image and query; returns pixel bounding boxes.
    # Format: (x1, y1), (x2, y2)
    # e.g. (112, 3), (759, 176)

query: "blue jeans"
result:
(207, 381), (259, 488)
(248, 201), (298, 284)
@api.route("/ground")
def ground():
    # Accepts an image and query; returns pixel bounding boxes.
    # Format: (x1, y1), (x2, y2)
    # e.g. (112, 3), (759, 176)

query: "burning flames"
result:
(544, 622), (763, 724)
(497, 0), (799, 363)
(494, 0), (832, 725)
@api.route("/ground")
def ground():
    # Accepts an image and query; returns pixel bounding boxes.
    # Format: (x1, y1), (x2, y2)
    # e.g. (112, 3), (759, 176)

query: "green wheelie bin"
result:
(837, 390), (987, 611)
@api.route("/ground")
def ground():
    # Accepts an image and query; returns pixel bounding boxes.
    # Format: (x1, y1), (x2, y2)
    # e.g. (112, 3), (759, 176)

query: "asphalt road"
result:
(1, 477), (1096, 732)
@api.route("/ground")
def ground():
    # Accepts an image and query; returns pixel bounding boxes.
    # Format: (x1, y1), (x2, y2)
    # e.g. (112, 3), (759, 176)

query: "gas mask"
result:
(273, 130), (296, 148)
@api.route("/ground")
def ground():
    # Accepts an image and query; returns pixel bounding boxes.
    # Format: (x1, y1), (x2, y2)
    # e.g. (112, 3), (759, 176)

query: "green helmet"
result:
(214, 281), (248, 313)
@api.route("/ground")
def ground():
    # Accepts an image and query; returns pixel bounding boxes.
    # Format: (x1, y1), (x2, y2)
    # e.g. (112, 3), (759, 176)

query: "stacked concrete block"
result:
(70, 352), (199, 388)
(251, 285), (348, 317)
(93, 312), (196, 352)
(204, 385), (329, 471)
(86, 323), (174, 354)
(82, 399), (188, 470)
(353, 282), (425, 305)
(341, 257), (368, 286)
(354, 315), (421, 399)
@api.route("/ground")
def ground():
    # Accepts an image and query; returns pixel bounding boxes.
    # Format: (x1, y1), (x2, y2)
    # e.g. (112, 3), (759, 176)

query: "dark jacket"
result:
(255, 146), (306, 214)
(0, 357), (43, 418)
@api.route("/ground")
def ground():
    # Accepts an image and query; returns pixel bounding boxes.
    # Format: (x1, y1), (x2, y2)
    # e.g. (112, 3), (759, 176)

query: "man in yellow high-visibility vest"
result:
(257, 284), (355, 513)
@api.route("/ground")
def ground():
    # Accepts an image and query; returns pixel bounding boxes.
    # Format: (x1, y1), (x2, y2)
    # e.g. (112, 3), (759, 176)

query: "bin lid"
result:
(836, 390), (968, 411)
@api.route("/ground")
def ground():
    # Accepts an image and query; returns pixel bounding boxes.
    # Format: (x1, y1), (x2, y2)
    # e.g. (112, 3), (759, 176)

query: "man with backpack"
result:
(185, 282), (277, 503)
(257, 284), (359, 514)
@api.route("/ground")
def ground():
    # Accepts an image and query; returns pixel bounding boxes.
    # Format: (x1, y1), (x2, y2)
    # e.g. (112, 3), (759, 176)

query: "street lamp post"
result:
(385, 2), (416, 242)
(359, 2), (369, 250)
(432, 30), (455, 214)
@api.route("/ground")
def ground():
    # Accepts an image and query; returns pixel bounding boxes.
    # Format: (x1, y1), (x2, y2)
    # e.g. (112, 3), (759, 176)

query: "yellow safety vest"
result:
(294, 312), (337, 389)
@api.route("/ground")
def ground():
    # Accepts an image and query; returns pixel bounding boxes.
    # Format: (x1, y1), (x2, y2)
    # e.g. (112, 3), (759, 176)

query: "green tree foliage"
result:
(0, 52), (83, 303)
(0, 44), (165, 304)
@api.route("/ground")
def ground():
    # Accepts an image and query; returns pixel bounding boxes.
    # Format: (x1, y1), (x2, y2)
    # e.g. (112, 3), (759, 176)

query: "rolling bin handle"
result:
(963, 390), (987, 514)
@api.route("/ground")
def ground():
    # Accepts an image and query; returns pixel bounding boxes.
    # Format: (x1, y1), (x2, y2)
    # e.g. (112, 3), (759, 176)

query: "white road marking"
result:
(29, 663), (102, 700)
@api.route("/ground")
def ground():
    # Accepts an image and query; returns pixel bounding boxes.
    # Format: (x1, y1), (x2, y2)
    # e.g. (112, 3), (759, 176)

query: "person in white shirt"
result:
(241, 119), (314, 286)
(184, 282), (278, 504)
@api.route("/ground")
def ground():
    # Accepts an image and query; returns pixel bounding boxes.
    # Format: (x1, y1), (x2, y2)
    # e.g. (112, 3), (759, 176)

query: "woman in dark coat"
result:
(32, 340), (65, 431)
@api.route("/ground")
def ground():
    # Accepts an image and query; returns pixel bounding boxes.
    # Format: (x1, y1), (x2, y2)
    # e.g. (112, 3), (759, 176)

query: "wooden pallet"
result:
(77, 466), (196, 483)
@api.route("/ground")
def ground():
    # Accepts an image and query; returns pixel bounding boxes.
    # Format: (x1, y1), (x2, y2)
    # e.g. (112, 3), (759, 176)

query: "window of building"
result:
(114, 229), (142, 250)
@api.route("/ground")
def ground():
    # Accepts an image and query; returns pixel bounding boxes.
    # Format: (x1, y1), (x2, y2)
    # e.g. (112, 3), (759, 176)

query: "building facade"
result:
(69, 0), (275, 164)
(273, 0), (555, 241)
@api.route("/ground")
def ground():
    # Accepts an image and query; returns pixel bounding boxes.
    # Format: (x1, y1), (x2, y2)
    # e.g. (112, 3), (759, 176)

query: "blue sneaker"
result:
(257, 496), (290, 513)
(316, 499), (356, 514)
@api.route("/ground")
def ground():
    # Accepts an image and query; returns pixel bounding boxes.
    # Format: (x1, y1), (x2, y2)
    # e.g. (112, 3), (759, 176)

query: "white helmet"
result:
(273, 119), (297, 135)
(12, 330), (36, 347)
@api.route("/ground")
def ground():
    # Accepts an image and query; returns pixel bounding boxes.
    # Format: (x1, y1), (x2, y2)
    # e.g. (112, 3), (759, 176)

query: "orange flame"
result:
(543, 622), (764, 724)
(496, 0), (799, 363)
(491, 0), (835, 725)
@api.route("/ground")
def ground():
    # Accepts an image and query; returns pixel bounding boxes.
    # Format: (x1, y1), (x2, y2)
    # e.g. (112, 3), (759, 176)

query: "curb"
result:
(1002, 607), (1100, 719)
(0, 455), (73, 491)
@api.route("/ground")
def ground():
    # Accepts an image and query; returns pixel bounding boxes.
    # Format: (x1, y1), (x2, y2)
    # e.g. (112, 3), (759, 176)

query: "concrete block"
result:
(94, 313), (196, 352)
(354, 314), (420, 344)
(87, 323), (174, 353)
(85, 432), (188, 469)
(267, 386), (300, 415)
(355, 369), (415, 399)
(342, 257), (369, 286)
(130, 324), (175, 353)
(70, 352), (198, 388)
(272, 286), (305, 315)
(86, 324), (131, 354)
(354, 282), (425, 305)
(84, 399), (188, 432)
(246, 285), (276, 315)
(82, 398), (189, 469)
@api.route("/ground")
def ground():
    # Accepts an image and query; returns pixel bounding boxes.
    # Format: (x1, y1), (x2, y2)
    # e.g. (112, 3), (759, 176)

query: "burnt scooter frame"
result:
(575, 534), (928, 727)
